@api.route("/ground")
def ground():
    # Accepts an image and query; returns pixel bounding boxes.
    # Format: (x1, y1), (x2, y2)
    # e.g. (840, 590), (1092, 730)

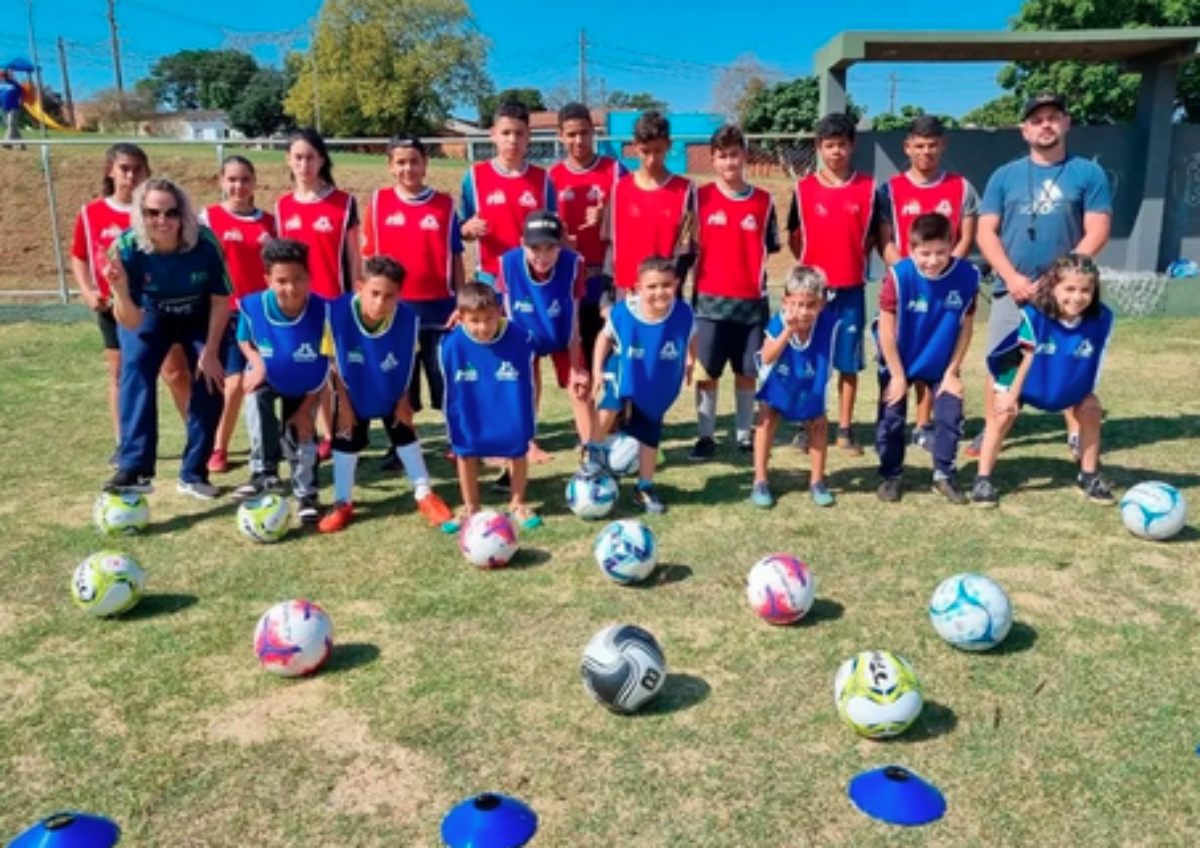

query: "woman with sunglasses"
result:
(102, 177), (232, 500)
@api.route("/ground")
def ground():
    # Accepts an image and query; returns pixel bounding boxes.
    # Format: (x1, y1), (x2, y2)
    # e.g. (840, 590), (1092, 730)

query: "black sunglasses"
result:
(143, 207), (181, 220)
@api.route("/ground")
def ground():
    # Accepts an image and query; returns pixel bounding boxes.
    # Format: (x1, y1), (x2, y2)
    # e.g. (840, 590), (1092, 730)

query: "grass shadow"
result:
(322, 642), (381, 675)
(798, 597), (846, 626)
(638, 563), (693, 588)
(121, 593), (199, 620)
(894, 700), (957, 744)
(509, 547), (552, 569)
(985, 620), (1039, 656)
(637, 672), (711, 717)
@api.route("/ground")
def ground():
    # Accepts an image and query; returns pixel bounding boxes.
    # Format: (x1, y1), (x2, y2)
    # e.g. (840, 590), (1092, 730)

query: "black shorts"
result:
(331, 395), (418, 454)
(98, 309), (119, 351)
(624, 404), (664, 449)
(579, 302), (605, 364)
(694, 318), (764, 381)
(408, 327), (446, 413)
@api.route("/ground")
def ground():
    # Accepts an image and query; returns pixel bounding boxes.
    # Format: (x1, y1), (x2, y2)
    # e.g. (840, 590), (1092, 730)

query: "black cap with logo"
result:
(1022, 92), (1068, 121)
(522, 210), (564, 246)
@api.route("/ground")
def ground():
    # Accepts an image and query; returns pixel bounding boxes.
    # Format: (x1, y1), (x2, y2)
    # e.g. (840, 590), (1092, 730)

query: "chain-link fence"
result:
(0, 134), (816, 302)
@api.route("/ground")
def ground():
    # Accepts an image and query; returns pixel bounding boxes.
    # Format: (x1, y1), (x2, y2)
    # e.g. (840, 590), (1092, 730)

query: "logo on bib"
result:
(259, 341), (274, 358)
(257, 232), (272, 245)
(486, 190), (506, 206)
(660, 341), (680, 361)
(313, 216), (334, 233)
(627, 345), (646, 360)
(455, 363), (478, 382)
(560, 188), (575, 202)
(547, 300), (562, 318)
(518, 191), (537, 209)
(803, 361), (816, 379)
(776, 363), (790, 377)
(386, 212), (406, 227)
(936, 200), (953, 216)
(945, 291), (964, 310)
(347, 349), (366, 365)
(380, 352), (399, 372)
(902, 200), (921, 216)
(1073, 339), (1095, 359)
(420, 214), (440, 231)
(740, 214), (758, 231)
(906, 295), (930, 314)
(101, 225), (122, 240)
(294, 343), (319, 363)
(706, 210), (727, 226)
(512, 298), (536, 314)
(587, 186), (603, 202)
(496, 361), (520, 381)
(1036, 340), (1057, 355)
(223, 229), (244, 242)
(284, 215), (303, 231)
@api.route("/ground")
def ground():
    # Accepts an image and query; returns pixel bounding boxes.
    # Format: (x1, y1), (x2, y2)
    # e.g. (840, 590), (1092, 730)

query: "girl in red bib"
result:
(202, 156), (277, 473)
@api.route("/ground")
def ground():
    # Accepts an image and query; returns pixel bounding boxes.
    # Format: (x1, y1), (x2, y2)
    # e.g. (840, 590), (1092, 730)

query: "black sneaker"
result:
(492, 469), (512, 493)
(932, 475), (968, 505)
(232, 473), (284, 502)
(689, 436), (717, 462)
(876, 476), (903, 503)
(736, 434), (754, 454)
(971, 477), (999, 508)
(1077, 474), (1114, 505)
(102, 470), (154, 494)
(297, 495), (321, 525)
(633, 483), (667, 514)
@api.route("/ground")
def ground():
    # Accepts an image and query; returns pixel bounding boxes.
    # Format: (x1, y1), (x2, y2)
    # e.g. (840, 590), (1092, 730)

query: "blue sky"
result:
(10, 0), (1024, 119)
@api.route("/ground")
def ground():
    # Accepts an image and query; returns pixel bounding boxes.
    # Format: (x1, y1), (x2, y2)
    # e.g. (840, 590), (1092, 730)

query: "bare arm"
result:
(451, 253), (466, 292)
(939, 312), (974, 399)
(878, 222), (902, 266)
(954, 215), (977, 260)
(1075, 211), (1111, 258)
(788, 228), (804, 261)
(758, 326), (793, 367)
(345, 225), (363, 288)
(976, 213), (1034, 301)
(591, 331), (614, 398)
(71, 257), (106, 311)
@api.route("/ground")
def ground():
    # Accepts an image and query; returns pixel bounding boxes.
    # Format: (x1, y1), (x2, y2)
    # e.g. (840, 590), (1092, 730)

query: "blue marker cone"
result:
(8, 812), (120, 848)
(848, 765), (946, 826)
(441, 793), (537, 848)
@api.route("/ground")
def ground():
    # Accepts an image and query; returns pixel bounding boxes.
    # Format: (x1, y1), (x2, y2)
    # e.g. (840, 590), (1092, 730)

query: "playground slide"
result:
(19, 83), (70, 131)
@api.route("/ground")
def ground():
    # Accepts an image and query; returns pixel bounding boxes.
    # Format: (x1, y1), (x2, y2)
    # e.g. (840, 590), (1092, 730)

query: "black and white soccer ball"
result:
(580, 623), (667, 714)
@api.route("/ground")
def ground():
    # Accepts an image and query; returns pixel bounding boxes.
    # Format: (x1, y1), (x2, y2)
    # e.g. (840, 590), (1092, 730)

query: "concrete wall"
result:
(853, 126), (1200, 272)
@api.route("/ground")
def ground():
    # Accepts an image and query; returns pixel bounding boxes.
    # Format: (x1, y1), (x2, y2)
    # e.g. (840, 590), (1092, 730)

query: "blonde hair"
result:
(783, 265), (828, 299)
(129, 177), (201, 253)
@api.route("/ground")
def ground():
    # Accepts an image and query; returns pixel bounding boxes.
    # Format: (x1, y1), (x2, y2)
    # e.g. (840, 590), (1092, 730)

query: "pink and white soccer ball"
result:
(458, 510), (520, 568)
(746, 554), (816, 625)
(253, 599), (333, 677)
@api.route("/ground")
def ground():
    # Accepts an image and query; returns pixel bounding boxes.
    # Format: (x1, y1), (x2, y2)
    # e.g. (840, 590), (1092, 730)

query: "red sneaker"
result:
(207, 449), (229, 474)
(318, 502), (354, 534)
(417, 492), (453, 527)
(317, 438), (333, 462)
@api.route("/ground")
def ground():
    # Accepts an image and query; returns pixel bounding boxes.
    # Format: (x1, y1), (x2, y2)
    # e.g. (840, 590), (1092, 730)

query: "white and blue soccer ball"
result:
(72, 551), (146, 617)
(1120, 481), (1188, 541)
(605, 433), (641, 477)
(929, 573), (1013, 652)
(93, 492), (149, 536)
(594, 519), (658, 584)
(566, 471), (619, 520)
(833, 650), (924, 739)
(237, 494), (291, 544)
(581, 623), (667, 714)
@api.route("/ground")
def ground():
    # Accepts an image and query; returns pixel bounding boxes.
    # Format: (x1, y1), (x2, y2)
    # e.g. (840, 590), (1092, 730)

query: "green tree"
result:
(961, 93), (1025, 128)
(740, 76), (861, 135)
(228, 68), (294, 138)
(286, 0), (490, 136)
(605, 91), (666, 111)
(137, 50), (259, 112)
(871, 104), (961, 132)
(477, 87), (546, 128)
(998, 0), (1200, 123)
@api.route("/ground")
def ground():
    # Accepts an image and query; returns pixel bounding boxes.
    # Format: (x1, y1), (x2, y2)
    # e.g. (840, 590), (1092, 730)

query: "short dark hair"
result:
(557, 102), (592, 127)
(261, 238), (310, 272)
(909, 213), (953, 246)
(386, 135), (426, 158)
(363, 255), (406, 287)
(458, 280), (500, 312)
(494, 101), (531, 126)
(710, 124), (746, 152)
(908, 114), (945, 139)
(638, 255), (678, 279)
(1035, 253), (1103, 321)
(815, 113), (856, 144)
(633, 110), (670, 144)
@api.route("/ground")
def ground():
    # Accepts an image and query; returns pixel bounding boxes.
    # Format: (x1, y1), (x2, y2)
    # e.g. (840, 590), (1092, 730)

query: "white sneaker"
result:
(177, 479), (220, 500)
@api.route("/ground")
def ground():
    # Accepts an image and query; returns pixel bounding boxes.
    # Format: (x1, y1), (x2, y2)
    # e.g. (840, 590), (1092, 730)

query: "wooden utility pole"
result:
(106, 0), (124, 94)
(57, 37), (74, 127)
(578, 29), (588, 106)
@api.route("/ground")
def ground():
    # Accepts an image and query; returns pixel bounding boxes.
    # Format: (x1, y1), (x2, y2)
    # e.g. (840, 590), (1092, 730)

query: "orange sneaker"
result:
(417, 492), (452, 527)
(318, 501), (354, 534)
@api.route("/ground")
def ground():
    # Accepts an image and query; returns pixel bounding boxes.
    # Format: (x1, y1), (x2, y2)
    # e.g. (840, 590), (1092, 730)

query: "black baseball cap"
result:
(1022, 93), (1068, 121)
(523, 210), (564, 246)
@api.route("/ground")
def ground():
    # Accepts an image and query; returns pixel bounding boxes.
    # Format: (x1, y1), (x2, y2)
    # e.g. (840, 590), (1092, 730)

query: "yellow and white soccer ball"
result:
(237, 494), (292, 544)
(72, 551), (146, 617)
(93, 492), (149, 536)
(833, 650), (924, 739)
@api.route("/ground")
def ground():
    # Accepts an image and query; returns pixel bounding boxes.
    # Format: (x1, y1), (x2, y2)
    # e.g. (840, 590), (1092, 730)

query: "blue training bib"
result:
(501, 247), (580, 356)
(328, 295), (419, 419)
(439, 322), (536, 458)
(879, 258), (979, 384)
(756, 309), (838, 423)
(609, 298), (695, 421)
(240, 291), (330, 396)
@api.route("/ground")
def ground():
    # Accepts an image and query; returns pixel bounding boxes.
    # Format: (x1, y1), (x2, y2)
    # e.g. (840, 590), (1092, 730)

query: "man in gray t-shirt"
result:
(967, 92), (1112, 462)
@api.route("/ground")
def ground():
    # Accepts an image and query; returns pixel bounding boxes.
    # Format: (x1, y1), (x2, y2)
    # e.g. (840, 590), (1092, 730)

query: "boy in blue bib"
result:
(318, 256), (453, 533)
(233, 239), (328, 524)
(751, 266), (838, 508)
(439, 282), (542, 532)
(592, 256), (696, 514)
(874, 214), (979, 504)
(973, 253), (1114, 507)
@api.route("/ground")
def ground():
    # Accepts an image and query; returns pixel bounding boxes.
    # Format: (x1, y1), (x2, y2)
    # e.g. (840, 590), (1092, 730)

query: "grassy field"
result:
(1, 307), (1199, 846)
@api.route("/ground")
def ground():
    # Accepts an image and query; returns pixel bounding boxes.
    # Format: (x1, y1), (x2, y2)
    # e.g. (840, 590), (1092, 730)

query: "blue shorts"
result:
(224, 313), (247, 374)
(827, 286), (866, 374)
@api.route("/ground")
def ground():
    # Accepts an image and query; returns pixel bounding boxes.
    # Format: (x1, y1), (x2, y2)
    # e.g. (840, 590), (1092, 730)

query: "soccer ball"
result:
(237, 494), (291, 544)
(594, 519), (657, 584)
(93, 492), (149, 536)
(254, 599), (333, 677)
(72, 551), (146, 617)
(566, 471), (619, 520)
(1120, 481), (1188, 541)
(929, 573), (1013, 651)
(459, 510), (520, 568)
(833, 650), (924, 739)
(580, 623), (666, 714)
(746, 554), (816, 625)
(605, 433), (641, 477)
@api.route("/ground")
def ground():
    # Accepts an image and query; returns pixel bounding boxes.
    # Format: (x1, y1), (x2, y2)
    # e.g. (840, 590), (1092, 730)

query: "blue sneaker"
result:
(810, 481), (836, 507)
(750, 481), (775, 509)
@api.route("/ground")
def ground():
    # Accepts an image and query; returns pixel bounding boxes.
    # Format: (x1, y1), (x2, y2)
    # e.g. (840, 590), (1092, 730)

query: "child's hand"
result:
(81, 287), (108, 312)
(104, 252), (128, 292)
(288, 411), (315, 444)
(392, 397), (414, 428)
(443, 309), (462, 331)
(582, 203), (604, 230)
(462, 216), (489, 240)
(242, 361), (265, 393)
(939, 372), (964, 399)
(569, 367), (591, 401)
(592, 371), (607, 402)
(884, 374), (908, 406)
(197, 346), (225, 394)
